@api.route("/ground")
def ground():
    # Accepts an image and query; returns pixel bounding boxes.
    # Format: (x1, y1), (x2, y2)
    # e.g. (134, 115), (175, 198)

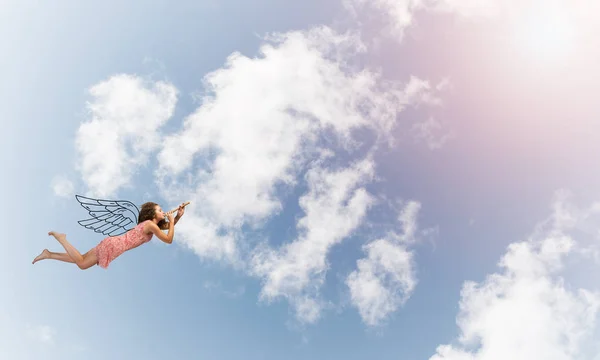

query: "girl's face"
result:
(154, 205), (165, 221)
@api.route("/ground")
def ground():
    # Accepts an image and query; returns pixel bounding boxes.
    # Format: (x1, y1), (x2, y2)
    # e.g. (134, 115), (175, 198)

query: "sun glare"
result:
(512, 4), (578, 65)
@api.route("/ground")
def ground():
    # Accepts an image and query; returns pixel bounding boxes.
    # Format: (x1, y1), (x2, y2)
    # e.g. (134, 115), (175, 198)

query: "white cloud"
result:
(412, 117), (455, 150)
(26, 324), (56, 345)
(430, 191), (600, 360)
(404, 76), (447, 107)
(154, 26), (437, 264)
(346, 200), (422, 326)
(64, 25), (442, 325)
(251, 159), (375, 323)
(76, 74), (177, 197)
(343, 0), (497, 41)
(350, 0), (600, 38)
(431, 0), (500, 18)
(396, 200), (422, 244)
(51, 175), (74, 198)
(344, 0), (426, 39)
(345, 0), (499, 36)
(347, 238), (416, 326)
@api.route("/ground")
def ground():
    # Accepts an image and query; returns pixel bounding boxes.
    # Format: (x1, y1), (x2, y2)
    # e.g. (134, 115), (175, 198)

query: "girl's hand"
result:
(167, 212), (175, 223)
(176, 203), (186, 217)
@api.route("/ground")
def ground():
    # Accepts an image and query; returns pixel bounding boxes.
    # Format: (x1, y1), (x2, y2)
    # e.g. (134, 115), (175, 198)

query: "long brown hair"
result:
(138, 202), (166, 228)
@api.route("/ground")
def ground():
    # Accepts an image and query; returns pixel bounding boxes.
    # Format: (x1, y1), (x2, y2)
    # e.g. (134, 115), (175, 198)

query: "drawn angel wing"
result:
(75, 195), (140, 237)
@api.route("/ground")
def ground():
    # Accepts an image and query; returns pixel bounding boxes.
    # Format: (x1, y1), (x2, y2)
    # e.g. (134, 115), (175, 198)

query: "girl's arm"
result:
(159, 203), (186, 230)
(159, 215), (181, 230)
(147, 217), (175, 244)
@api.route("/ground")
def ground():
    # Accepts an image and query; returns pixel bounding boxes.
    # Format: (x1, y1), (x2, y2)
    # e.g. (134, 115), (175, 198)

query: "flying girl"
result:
(32, 202), (186, 270)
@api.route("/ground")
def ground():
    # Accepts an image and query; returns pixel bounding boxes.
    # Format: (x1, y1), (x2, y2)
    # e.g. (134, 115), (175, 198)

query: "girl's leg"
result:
(32, 249), (74, 264)
(78, 248), (98, 270)
(46, 232), (98, 270)
(32, 248), (97, 269)
(48, 231), (83, 262)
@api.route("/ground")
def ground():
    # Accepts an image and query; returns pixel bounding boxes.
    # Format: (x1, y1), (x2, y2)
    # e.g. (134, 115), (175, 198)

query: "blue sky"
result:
(4, 0), (600, 359)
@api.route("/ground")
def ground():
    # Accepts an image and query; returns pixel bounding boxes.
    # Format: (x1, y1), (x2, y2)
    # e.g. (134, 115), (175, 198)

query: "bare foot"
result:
(48, 231), (66, 242)
(32, 249), (50, 264)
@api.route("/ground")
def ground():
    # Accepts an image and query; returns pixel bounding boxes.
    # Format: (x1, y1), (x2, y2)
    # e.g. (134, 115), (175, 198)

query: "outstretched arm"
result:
(149, 213), (175, 244)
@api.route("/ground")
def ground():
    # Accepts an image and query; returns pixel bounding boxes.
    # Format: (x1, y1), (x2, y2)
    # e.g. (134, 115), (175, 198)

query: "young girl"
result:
(32, 202), (186, 270)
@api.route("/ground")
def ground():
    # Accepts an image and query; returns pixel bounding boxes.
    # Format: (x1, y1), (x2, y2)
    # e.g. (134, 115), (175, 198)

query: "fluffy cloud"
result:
(251, 159), (375, 323)
(154, 26), (437, 264)
(430, 192), (600, 360)
(431, 0), (500, 18)
(68, 25), (442, 325)
(344, 0), (495, 39)
(346, 200), (421, 326)
(345, 0), (500, 34)
(344, 0), (426, 39)
(51, 175), (74, 198)
(76, 74), (177, 197)
(412, 117), (455, 150)
(348, 0), (600, 39)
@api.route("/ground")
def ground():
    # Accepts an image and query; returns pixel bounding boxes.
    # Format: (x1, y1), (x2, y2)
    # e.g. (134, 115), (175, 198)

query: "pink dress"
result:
(95, 220), (154, 268)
